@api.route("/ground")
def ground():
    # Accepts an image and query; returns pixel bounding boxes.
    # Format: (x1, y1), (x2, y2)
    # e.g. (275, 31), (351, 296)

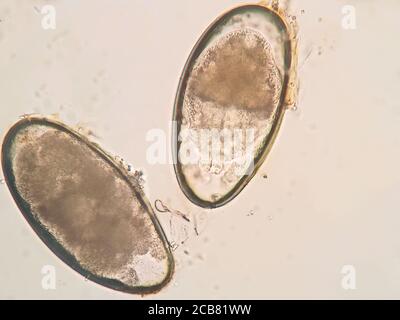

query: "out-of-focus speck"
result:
(43, 99), (52, 110)
(184, 250), (189, 255)
(93, 70), (106, 85)
(213, 285), (220, 291)
(308, 123), (317, 131)
(43, 59), (52, 67)
(21, 249), (30, 258)
(196, 253), (205, 261)
(301, 10), (305, 14)
(318, 17), (323, 22)
(267, 215), (274, 222)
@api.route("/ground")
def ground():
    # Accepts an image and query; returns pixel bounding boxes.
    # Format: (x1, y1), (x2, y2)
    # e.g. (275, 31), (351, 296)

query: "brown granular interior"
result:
(12, 125), (166, 283)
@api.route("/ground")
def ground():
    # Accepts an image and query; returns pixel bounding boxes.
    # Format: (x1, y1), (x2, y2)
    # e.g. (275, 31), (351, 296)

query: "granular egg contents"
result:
(187, 29), (281, 114)
(2, 117), (173, 294)
(180, 29), (282, 203)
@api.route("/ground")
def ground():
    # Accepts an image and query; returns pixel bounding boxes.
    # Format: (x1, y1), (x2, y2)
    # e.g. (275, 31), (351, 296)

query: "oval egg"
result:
(173, 4), (297, 208)
(1, 116), (174, 294)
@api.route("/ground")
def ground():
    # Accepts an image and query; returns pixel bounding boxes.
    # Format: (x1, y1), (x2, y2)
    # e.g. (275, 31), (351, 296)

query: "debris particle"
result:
(154, 199), (191, 223)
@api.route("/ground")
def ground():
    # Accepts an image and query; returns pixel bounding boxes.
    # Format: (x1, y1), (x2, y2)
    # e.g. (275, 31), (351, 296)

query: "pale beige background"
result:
(0, 0), (399, 299)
